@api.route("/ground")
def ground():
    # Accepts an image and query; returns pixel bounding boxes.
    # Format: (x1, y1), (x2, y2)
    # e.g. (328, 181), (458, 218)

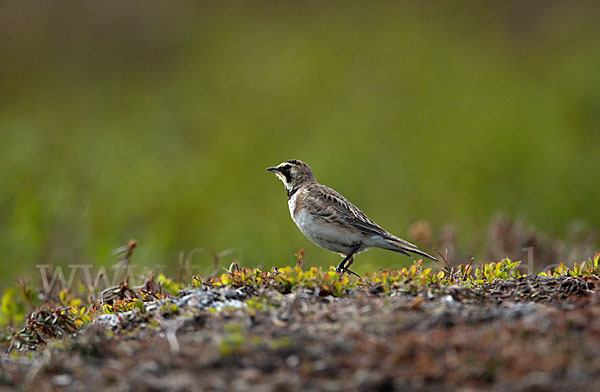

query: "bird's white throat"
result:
(274, 172), (290, 188)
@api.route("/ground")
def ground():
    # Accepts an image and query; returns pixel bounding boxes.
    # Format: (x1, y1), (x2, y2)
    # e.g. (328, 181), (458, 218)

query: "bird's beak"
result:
(266, 166), (279, 173)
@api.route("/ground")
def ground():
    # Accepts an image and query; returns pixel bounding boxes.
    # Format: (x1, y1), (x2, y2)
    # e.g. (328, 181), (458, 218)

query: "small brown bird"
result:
(267, 159), (437, 276)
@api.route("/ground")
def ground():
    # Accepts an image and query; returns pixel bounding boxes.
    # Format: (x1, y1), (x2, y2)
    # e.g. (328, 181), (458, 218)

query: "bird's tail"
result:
(379, 238), (438, 261)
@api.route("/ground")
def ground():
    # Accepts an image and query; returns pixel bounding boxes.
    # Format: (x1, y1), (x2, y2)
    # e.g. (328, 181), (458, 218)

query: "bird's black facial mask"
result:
(279, 164), (292, 183)
(267, 164), (293, 188)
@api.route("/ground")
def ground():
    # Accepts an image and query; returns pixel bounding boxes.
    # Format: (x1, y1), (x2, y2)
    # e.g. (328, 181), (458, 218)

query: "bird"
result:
(266, 159), (437, 277)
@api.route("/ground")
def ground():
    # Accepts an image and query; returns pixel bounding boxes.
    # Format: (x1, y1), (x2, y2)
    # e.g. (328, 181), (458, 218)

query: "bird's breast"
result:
(292, 208), (334, 242)
(289, 202), (365, 254)
(287, 191), (300, 219)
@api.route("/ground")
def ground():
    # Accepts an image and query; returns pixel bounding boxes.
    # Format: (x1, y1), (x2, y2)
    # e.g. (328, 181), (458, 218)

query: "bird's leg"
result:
(335, 251), (354, 273)
(344, 257), (360, 277)
(335, 258), (348, 274)
(335, 244), (361, 277)
(337, 255), (352, 278)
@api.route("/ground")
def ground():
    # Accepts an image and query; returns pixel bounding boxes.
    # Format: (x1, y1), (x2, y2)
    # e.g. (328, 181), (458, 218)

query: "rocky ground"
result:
(1, 274), (600, 392)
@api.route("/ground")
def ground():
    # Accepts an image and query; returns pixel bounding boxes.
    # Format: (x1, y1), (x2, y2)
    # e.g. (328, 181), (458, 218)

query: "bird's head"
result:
(266, 159), (315, 191)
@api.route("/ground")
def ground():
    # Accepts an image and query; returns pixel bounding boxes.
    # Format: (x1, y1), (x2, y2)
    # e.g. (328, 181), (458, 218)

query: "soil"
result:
(2, 275), (600, 391)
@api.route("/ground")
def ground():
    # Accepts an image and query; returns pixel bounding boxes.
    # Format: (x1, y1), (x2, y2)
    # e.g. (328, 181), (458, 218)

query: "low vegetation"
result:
(1, 244), (599, 390)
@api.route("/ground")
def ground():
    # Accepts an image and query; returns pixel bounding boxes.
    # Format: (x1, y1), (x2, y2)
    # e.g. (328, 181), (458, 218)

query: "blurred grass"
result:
(1, 1), (599, 288)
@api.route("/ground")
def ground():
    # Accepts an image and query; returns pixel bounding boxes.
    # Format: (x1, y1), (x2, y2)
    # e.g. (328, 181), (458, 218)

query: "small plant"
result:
(2, 247), (599, 353)
(0, 287), (27, 328)
(294, 249), (305, 268)
(7, 307), (79, 351)
(158, 274), (182, 296)
(539, 252), (600, 278)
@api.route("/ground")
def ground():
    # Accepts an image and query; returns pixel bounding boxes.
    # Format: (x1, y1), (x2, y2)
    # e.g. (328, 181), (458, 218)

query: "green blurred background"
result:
(1, 1), (599, 288)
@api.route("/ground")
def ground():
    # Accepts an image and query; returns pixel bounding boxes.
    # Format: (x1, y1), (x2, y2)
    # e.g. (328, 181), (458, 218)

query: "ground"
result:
(1, 264), (600, 391)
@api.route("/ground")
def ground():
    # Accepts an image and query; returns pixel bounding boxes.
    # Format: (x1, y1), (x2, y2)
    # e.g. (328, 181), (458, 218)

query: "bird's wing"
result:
(305, 184), (417, 247)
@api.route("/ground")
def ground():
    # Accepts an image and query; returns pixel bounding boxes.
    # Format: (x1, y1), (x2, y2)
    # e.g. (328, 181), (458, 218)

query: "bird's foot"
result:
(336, 267), (359, 278)
(344, 268), (360, 278)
